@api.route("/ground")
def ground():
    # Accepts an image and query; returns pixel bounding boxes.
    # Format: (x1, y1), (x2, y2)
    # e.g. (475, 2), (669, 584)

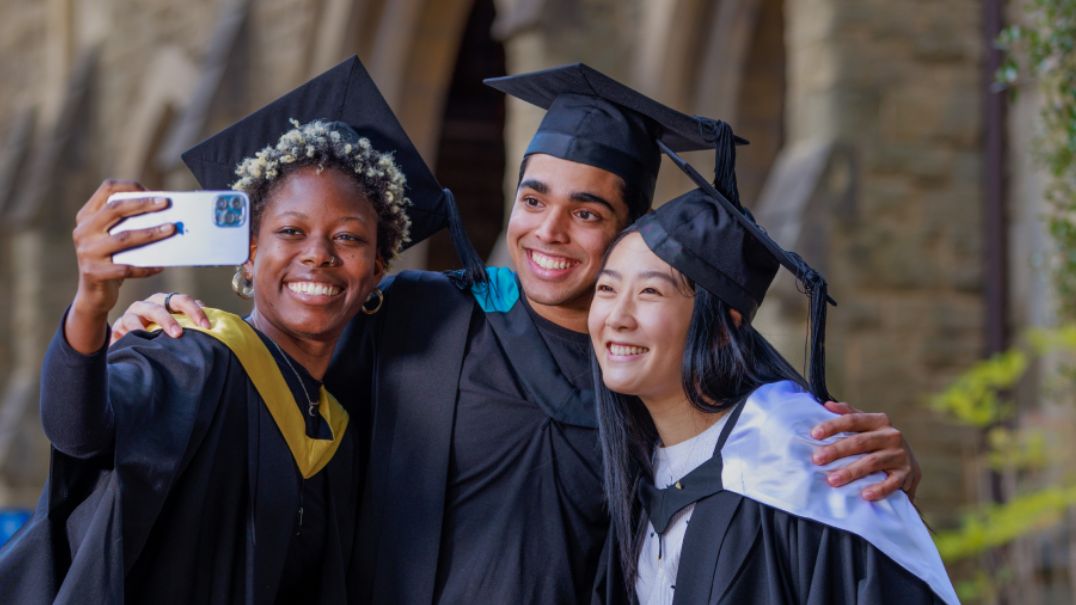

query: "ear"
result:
(728, 308), (743, 328)
(244, 240), (257, 276)
(373, 256), (386, 281)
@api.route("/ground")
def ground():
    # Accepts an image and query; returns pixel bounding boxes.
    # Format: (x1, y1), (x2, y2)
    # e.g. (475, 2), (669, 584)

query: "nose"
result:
(533, 207), (569, 244)
(301, 236), (338, 267)
(604, 293), (636, 331)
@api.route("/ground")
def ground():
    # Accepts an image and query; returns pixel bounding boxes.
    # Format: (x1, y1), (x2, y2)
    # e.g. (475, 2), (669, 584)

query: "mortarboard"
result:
(182, 55), (486, 283)
(484, 63), (747, 219)
(638, 121), (837, 403)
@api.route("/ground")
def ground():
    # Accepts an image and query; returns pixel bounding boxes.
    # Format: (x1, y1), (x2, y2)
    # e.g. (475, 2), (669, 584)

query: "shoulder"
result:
(380, 269), (474, 305)
(722, 380), (878, 508)
(720, 381), (959, 605)
(379, 266), (520, 314)
(109, 323), (234, 374)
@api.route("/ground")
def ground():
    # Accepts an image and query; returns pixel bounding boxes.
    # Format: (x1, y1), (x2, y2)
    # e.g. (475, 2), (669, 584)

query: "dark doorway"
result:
(427, 0), (506, 270)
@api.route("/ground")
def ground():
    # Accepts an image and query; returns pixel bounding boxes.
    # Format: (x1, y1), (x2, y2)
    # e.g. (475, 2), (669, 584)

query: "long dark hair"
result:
(594, 228), (806, 590)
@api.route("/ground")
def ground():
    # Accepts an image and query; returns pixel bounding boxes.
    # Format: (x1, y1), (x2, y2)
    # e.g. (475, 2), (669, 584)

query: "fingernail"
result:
(811, 427), (824, 439)
(812, 452), (825, 465)
(159, 223), (173, 233)
(828, 472), (845, 485)
(863, 489), (878, 500)
(201, 320), (211, 328)
(168, 327), (182, 337)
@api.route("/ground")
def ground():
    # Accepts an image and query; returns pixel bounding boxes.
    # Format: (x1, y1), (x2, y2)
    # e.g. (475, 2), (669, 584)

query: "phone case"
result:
(108, 191), (250, 267)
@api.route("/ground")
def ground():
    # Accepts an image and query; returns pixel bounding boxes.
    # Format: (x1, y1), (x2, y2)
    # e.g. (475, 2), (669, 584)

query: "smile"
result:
(607, 343), (649, 357)
(528, 249), (580, 271)
(287, 281), (342, 297)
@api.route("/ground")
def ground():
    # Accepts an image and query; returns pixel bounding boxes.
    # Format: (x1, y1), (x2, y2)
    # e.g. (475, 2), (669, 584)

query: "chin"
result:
(282, 311), (348, 341)
(521, 278), (590, 308)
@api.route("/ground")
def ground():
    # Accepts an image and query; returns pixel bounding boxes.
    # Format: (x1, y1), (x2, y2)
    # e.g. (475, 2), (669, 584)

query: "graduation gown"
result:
(328, 268), (607, 604)
(0, 309), (361, 604)
(595, 381), (959, 605)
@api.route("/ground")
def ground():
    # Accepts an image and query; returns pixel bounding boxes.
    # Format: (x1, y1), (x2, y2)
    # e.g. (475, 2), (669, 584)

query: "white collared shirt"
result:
(635, 414), (730, 605)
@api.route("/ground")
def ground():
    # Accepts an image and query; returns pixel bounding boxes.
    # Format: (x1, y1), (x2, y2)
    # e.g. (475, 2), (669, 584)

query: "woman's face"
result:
(588, 232), (695, 403)
(246, 165), (383, 345)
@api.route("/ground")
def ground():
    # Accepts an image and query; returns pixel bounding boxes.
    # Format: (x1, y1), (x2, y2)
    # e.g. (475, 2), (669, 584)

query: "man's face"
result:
(506, 153), (632, 319)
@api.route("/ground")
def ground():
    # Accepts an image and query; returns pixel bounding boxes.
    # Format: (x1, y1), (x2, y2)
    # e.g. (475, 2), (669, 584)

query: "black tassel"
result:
(697, 118), (742, 210)
(805, 270), (835, 403)
(442, 187), (488, 286)
(712, 122), (741, 209)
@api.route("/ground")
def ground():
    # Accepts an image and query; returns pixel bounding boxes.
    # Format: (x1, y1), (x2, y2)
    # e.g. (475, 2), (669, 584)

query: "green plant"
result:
(997, 0), (1076, 320)
(930, 326), (1076, 601)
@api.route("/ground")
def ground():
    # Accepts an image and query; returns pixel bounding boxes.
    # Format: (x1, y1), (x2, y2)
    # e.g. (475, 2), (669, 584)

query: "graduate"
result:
(118, 64), (924, 604)
(589, 123), (959, 604)
(0, 56), (473, 603)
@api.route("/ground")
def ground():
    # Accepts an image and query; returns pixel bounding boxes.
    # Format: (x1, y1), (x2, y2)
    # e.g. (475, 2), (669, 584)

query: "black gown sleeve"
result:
(39, 316), (115, 458)
(1, 316), (240, 604)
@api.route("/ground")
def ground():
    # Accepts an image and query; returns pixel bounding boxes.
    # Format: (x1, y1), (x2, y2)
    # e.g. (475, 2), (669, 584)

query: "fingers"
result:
(122, 299), (184, 338)
(165, 293), (211, 328)
(822, 400), (857, 415)
(104, 222), (176, 257)
(79, 179), (146, 218)
(823, 447), (903, 487)
(812, 425), (903, 465)
(811, 410), (891, 440)
(111, 307), (161, 344)
(860, 471), (907, 501)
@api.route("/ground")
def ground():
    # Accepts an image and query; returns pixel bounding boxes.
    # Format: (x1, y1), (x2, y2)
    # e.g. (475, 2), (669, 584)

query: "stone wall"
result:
(782, 0), (986, 523)
(0, 0), (1000, 538)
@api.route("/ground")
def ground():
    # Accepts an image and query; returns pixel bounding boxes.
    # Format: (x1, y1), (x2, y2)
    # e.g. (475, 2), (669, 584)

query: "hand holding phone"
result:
(107, 190), (251, 267)
(67, 180), (175, 353)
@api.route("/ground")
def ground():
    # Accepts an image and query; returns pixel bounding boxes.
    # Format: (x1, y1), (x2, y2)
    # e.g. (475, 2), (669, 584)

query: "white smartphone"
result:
(108, 191), (251, 267)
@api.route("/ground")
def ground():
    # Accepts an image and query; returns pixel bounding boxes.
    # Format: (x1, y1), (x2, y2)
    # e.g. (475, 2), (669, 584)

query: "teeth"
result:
(288, 281), (342, 296)
(531, 250), (576, 271)
(609, 344), (648, 356)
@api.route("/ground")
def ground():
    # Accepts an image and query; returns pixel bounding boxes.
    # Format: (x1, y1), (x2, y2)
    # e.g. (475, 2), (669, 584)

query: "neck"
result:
(641, 391), (726, 447)
(524, 292), (591, 334)
(250, 309), (336, 380)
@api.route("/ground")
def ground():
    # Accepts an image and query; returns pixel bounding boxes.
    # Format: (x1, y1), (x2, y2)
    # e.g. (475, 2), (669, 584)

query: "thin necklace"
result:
(270, 339), (320, 417)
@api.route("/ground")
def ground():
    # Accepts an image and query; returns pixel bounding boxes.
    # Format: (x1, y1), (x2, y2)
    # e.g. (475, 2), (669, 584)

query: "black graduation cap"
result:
(638, 121), (837, 403)
(484, 63), (748, 218)
(182, 55), (486, 283)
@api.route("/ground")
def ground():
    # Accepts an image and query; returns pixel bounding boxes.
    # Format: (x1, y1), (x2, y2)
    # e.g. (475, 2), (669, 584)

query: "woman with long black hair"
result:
(589, 128), (958, 604)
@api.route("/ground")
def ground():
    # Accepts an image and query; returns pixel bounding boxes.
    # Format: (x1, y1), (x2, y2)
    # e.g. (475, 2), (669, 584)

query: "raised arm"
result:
(42, 180), (174, 457)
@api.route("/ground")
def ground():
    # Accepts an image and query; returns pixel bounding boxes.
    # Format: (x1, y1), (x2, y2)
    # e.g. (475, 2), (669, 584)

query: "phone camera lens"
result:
(216, 198), (228, 210)
(230, 197), (243, 210)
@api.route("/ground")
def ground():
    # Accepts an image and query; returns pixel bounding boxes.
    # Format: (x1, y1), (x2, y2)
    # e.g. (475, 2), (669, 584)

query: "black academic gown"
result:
(0, 310), (362, 604)
(594, 382), (958, 605)
(328, 268), (608, 604)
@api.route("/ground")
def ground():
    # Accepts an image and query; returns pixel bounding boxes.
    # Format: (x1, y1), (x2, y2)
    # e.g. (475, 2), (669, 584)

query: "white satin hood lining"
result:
(721, 381), (960, 605)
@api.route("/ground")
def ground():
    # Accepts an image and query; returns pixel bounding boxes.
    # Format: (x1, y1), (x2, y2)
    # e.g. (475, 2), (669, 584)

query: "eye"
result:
(641, 286), (662, 296)
(521, 196), (543, 209)
(595, 283), (615, 294)
(335, 232), (368, 245)
(277, 226), (303, 237)
(574, 208), (600, 222)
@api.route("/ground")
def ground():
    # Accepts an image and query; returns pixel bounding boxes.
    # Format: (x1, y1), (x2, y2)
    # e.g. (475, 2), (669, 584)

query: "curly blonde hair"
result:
(232, 119), (411, 262)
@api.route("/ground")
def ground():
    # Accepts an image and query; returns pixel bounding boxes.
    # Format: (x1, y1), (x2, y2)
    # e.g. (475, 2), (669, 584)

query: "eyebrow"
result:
(276, 210), (368, 223)
(519, 179), (617, 214)
(599, 269), (681, 287)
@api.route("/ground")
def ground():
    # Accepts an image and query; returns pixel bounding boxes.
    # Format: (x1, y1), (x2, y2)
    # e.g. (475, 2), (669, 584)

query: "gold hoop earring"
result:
(231, 266), (254, 300)
(361, 288), (383, 315)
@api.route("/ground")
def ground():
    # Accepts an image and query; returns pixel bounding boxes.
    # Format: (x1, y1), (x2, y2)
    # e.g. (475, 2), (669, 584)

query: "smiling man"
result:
(132, 63), (921, 604)
(329, 64), (921, 604)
